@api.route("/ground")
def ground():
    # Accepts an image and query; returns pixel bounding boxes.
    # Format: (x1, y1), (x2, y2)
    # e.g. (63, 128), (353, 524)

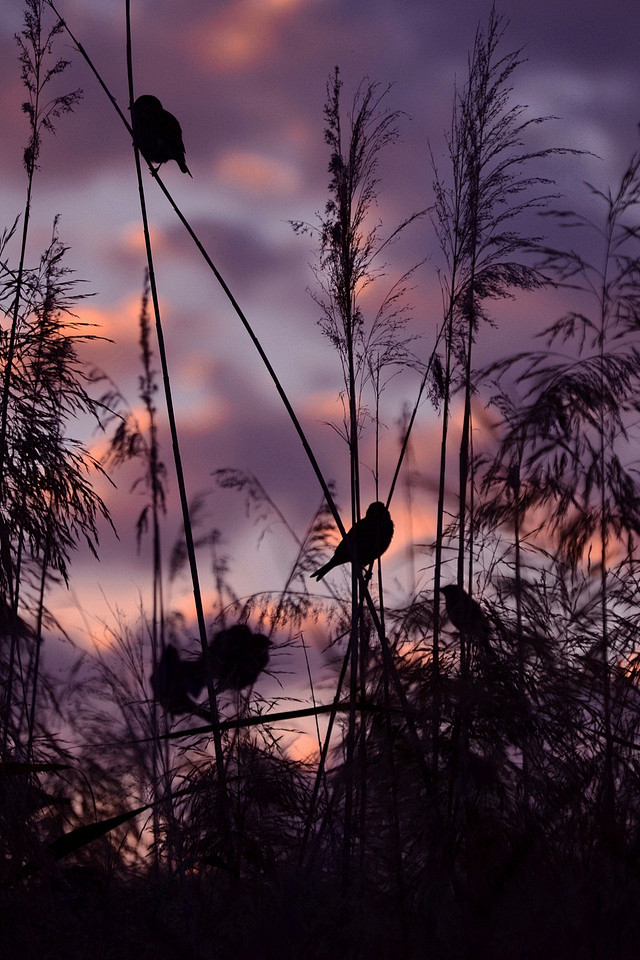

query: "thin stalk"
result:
(338, 95), (363, 897)
(380, 582), (408, 950)
(466, 405), (476, 653)
(0, 11), (44, 748)
(512, 455), (530, 815)
(598, 228), (615, 832)
(457, 201), (479, 621)
(1, 521), (26, 757)
(3, 264), (60, 755)
(1, 0), (80, 517)
(0, 185), (33, 502)
(356, 360), (385, 883)
(138, 272), (165, 866)
(342, 576), (358, 893)
(26, 539), (49, 760)
(124, 0), (231, 856)
(386, 358), (433, 507)
(600, 452), (615, 830)
(300, 637), (351, 868)
(433, 295), (455, 791)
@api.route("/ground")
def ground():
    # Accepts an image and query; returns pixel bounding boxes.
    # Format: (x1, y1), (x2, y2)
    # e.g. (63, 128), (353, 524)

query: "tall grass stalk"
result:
(0, 1), (80, 497)
(1, 0), (80, 757)
(430, 8), (564, 833)
(434, 8), (561, 587)
(296, 69), (424, 888)
(539, 149), (640, 834)
(1, 223), (111, 758)
(136, 277), (167, 866)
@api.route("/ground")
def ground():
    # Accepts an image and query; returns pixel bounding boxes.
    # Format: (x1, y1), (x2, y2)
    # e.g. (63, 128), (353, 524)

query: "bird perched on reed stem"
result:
(150, 643), (205, 715)
(311, 501), (394, 581)
(131, 94), (192, 176)
(150, 626), (271, 716)
(440, 584), (490, 640)
(207, 624), (272, 692)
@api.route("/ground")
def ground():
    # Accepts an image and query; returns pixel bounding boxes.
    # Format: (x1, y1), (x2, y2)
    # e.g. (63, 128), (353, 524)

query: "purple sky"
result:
(1, 0), (639, 717)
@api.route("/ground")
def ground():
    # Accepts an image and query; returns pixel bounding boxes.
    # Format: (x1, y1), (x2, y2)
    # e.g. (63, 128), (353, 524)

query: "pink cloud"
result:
(186, 0), (323, 71)
(214, 150), (302, 196)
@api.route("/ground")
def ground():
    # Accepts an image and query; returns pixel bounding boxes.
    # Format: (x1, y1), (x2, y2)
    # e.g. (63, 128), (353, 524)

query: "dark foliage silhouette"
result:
(131, 94), (192, 176)
(0, 596), (34, 641)
(311, 501), (394, 580)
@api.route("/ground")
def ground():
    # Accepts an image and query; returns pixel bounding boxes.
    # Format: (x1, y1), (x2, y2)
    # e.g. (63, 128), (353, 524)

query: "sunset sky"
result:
(0, 0), (638, 695)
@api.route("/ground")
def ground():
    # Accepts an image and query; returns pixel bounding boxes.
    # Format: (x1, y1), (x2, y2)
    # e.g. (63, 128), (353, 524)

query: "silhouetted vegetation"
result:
(2, 3), (640, 958)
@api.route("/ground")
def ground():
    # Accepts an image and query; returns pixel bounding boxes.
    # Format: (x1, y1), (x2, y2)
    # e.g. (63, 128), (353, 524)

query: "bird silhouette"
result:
(440, 584), (490, 640)
(150, 626), (272, 715)
(150, 643), (205, 715)
(131, 94), (192, 176)
(311, 501), (394, 581)
(207, 624), (272, 692)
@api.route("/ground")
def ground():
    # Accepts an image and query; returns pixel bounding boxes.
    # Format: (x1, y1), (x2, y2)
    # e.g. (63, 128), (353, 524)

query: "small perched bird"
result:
(131, 94), (192, 176)
(440, 584), (490, 640)
(150, 626), (272, 715)
(207, 624), (272, 692)
(311, 501), (394, 581)
(150, 643), (205, 715)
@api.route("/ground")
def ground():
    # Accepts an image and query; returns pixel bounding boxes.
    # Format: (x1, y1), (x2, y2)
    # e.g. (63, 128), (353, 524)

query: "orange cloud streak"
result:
(189, 0), (319, 71)
(214, 150), (302, 196)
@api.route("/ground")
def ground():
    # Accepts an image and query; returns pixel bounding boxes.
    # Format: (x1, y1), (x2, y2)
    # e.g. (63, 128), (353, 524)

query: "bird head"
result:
(133, 94), (163, 113)
(366, 501), (388, 518)
(440, 584), (459, 599)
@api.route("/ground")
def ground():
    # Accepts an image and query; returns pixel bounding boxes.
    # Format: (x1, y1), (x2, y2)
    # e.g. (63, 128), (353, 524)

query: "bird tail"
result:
(311, 563), (331, 581)
(180, 159), (193, 177)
